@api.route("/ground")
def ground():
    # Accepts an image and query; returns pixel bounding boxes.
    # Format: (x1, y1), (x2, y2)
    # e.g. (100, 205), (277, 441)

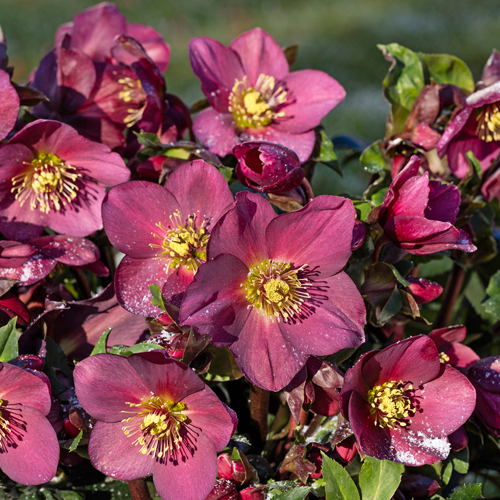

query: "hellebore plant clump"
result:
(2, 4), (500, 500)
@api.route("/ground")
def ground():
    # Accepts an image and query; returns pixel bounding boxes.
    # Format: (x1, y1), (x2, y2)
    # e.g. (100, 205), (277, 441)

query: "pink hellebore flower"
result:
(189, 28), (345, 163)
(0, 69), (19, 142)
(340, 335), (476, 466)
(102, 160), (234, 317)
(467, 356), (500, 436)
(377, 155), (476, 255)
(180, 192), (366, 391)
(0, 119), (129, 241)
(74, 351), (236, 500)
(428, 325), (480, 368)
(234, 141), (304, 194)
(0, 363), (59, 484)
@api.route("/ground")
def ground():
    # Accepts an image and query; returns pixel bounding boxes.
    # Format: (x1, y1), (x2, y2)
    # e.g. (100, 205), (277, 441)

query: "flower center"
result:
(150, 210), (210, 270)
(118, 77), (147, 127)
(243, 260), (310, 322)
(122, 395), (188, 459)
(476, 103), (500, 142)
(11, 153), (82, 214)
(228, 74), (288, 130)
(439, 351), (450, 364)
(367, 381), (415, 429)
(0, 400), (11, 447)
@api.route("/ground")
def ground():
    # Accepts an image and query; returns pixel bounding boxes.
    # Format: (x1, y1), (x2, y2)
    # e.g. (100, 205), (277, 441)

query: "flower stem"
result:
(128, 479), (152, 500)
(434, 262), (467, 329)
(301, 177), (314, 203)
(249, 385), (270, 444)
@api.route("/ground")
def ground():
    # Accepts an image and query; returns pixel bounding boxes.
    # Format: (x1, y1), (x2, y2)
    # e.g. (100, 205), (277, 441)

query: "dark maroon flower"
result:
(0, 363), (59, 484)
(189, 28), (345, 162)
(334, 435), (358, 466)
(341, 335), (476, 466)
(437, 50), (500, 178)
(234, 141), (304, 194)
(399, 473), (440, 498)
(0, 119), (129, 240)
(74, 351), (236, 500)
(55, 2), (170, 73)
(467, 356), (500, 436)
(0, 69), (19, 142)
(428, 325), (480, 368)
(0, 292), (29, 326)
(102, 160), (234, 317)
(180, 192), (366, 391)
(0, 235), (105, 286)
(377, 155), (476, 255)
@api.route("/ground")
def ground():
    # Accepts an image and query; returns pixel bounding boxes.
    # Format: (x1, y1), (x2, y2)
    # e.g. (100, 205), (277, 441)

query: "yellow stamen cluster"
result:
(243, 260), (310, 322)
(439, 351), (450, 364)
(476, 103), (500, 142)
(150, 210), (210, 270)
(228, 73), (287, 130)
(0, 400), (11, 448)
(367, 381), (415, 429)
(118, 77), (147, 127)
(11, 153), (82, 214)
(122, 396), (188, 459)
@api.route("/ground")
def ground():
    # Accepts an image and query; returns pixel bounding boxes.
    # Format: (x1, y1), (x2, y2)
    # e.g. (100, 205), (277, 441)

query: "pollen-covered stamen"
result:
(0, 399), (11, 448)
(439, 352), (450, 364)
(118, 77), (147, 127)
(149, 210), (210, 270)
(243, 260), (311, 322)
(476, 102), (500, 142)
(121, 396), (188, 459)
(11, 153), (82, 214)
(367, 380), (415, 429)
(228, 73), (288, 130)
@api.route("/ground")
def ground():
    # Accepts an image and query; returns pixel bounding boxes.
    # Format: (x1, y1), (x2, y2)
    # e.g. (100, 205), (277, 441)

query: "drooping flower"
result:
(189, 28), (345, 162)
(428, 325), (480, 368)
(234, 141), (304, 194)
(467, 356), (500, 436)
(180, 192), (366, 391)
(0, 119), (129, 241)
(0, 68), (19, 142)
(340, 335), (476, 466)
(74, 351), (236, 500)
(377, 155), (476, 255)
(0, 362), (59, 484)
(102, 159), (234, 316)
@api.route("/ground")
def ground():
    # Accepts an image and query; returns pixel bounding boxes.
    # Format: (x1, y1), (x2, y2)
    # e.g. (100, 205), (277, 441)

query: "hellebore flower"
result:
(377, 155), (476, 255)
(0, 362), (59, 484)
(437, 50), (500, 178)
(0, 119), (129, 241)
(189, 28), (345, 162)
(180, 192), (366, 391)
(340, 335), (476, 466)
(0, 68), (19, 142)
(428, 325), (479, 368)
(102, 160), (234, 317)
(467, 356), (500, 436)
(234, 141), (304, 194)
(0, 235), (106, 286)
(74, 351), (236, 500)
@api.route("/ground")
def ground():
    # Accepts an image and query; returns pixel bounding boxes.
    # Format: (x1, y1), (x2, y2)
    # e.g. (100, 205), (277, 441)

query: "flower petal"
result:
(0, 69), (19, 142)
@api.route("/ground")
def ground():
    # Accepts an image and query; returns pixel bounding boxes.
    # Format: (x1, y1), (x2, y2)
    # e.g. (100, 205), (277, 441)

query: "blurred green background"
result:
(3, 0), (500, 194)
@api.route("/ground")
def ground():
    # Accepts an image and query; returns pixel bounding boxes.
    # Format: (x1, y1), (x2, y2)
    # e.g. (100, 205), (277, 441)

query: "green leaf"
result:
(353, 201), (372, 222)
(68, 430), (83, 452)
(54, 492), (84, 500)
(359, 456), (404, 500)
(385, 263), (410, 287)
(317, 130), (338, 162)
(149, 284), (166, 312)
(378, 286), (402, 325)
(322, 452), (360, 500)
(360, 141), (390, 174)
(44, 337), (73, 395)
(135, 132), (160, 147)
(451, 446), (469, 474)
(109, 342), (164, 356)
(218, 166), (233, 182)
(90, 328), (113, 356)
(0, 317), (18, 362)
(460, 151), (483, 197)
(419, 53), (475, 94)
(271, 486), (311, 500)
(204, 346), (244, 382)
(442, 460), (453, 486)
(448, 483), (482, 500)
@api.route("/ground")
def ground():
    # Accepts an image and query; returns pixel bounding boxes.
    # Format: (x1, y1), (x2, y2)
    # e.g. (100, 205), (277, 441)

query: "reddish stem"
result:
(433, 262), (467, 329)
(128, 479), (151, 500)
(250, 385), (270, 444)
(301, 177), (314, 203)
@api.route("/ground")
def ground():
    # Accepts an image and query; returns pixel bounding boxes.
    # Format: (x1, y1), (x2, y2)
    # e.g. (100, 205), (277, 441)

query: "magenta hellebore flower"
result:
(428, 325), (480, 368)
(189, 28), (345, 163)
(467, 356), (500, 436)
(180, 192), (366, 391)
(0, 119), (129, 241)
(0, 68), (19, 142)
(102, 160), (234, 317)
(74, 351), (236, 500)
(377, 155), (476, 255)
(340, 335), (476, 466)
(0, 362), (59, 484)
